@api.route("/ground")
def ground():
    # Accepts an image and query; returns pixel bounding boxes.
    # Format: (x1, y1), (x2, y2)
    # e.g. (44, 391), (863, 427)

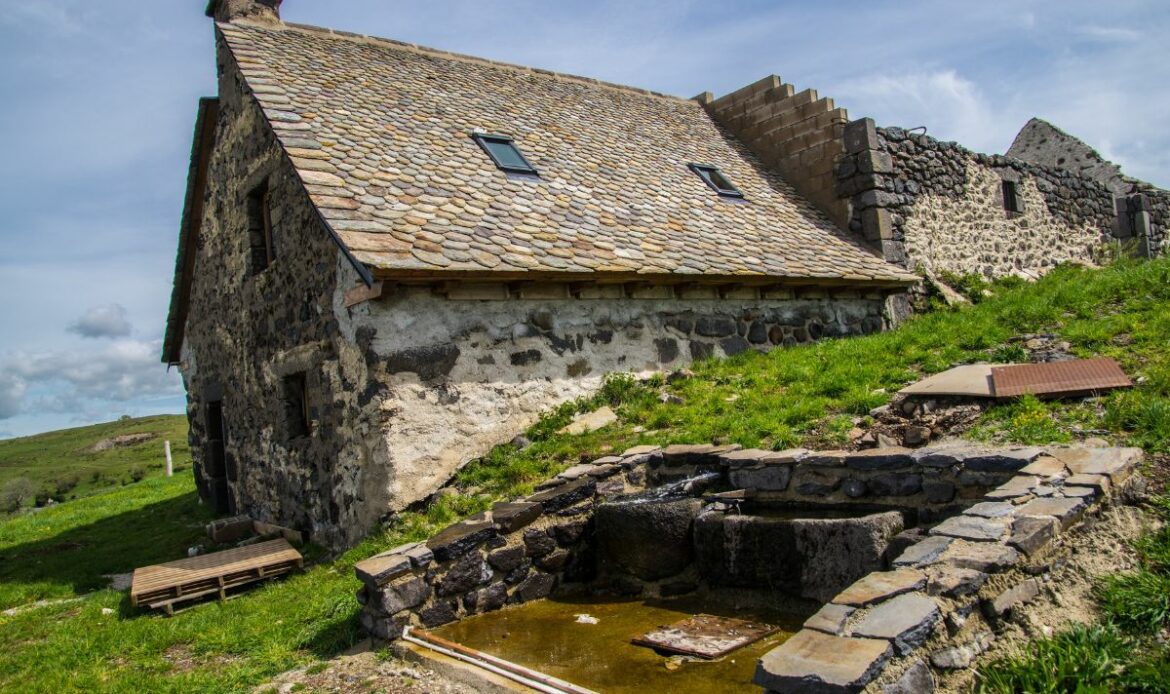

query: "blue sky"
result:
(0, 0), (1167, 439)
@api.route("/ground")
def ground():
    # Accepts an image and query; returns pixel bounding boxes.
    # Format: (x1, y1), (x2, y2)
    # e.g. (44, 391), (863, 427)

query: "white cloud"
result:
(0, 339), (182, 421)
(0, 372), (25, 419)
(1076, 26), (1143, 43)
(67, 303), (133, 339)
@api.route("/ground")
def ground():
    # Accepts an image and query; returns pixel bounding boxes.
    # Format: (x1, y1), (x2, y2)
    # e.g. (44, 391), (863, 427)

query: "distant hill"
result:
(0, 415), (189, 511)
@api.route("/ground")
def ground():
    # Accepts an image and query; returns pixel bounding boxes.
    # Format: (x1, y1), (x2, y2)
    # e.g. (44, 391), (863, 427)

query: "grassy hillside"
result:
(0, 258), (1168, 693)
(0, 415), (189, 510)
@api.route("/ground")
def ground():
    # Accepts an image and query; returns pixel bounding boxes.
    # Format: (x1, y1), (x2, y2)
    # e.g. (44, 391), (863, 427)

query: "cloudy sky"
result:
(0, 0), (1166, 439)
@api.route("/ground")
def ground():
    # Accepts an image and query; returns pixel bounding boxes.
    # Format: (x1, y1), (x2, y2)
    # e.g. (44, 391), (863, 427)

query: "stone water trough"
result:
(354, 442), (1144, 693)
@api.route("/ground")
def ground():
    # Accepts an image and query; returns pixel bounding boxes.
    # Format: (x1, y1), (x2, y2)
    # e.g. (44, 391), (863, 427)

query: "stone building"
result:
(164, 0), (1159, 547)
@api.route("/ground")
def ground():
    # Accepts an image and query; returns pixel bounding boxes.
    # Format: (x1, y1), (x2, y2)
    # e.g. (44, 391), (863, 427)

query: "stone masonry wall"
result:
(180, 36), (392, 549)
(836, 120), (1122, 279)
(703, 76), (851, 229)
(338, 287), (888, 517)
(355, 441), (1111, 644)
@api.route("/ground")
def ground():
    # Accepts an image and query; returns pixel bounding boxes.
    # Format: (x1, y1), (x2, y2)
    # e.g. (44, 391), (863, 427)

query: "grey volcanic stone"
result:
(834, 568), (925, 608)
(596, 497), (702, 581)
(522, 528), (556, 558)
(940, 540), (1020, 573)
(868, 473), (922, 497)
(925, 565), (987, 598)
(463, 581), (508, 614)
(385, 343), (460, 381)
(846, 447), (915, 470)
(804, 603), (855, 636)
(487, 545), (526, 572)
(729, 464), (791, 491)
(526, 477), (596, 512)
(492, 501), (542, 533)
(510, 573), (555, 603)
(930, 515), (1009, 542)
(965, 501), (1016, 518)
(754, 630), (893, 694)
(418, 600), (458, 628)
(536, 548), (570, 572)
(426, 520), (497, 562)
(794, 471), (842, 496)
(379, 575), (431, 615)
(1016, 497), (1087, 530)
(695, 315), (737, 337)
(960, 447), (1045, 472)
(436, 551), (491, 597)
(354, 552), (412, 589)
(883, 659), (935, 694)
(986, 578), (1042, 618)
(794, 511), (905, 602)
(851, 593), (941, 655)
(552, 519), (589, 546)
(893, 536), (953, 568)
(923, 480), (956, 503)
(1009, 515), (1059, 556)
(694, 512), (799, 589)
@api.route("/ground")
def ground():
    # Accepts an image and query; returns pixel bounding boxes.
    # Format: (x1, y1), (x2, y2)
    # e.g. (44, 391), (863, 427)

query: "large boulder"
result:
(595, 498), (702, 581)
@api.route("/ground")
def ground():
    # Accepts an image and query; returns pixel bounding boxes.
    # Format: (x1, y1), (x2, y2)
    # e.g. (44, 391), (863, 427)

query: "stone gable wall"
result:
(180, 38), (393, 549)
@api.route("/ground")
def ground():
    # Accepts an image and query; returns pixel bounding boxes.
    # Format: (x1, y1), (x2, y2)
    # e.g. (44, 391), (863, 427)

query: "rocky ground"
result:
(253, 644), (480, 694)
(935, 501), (1157, 693)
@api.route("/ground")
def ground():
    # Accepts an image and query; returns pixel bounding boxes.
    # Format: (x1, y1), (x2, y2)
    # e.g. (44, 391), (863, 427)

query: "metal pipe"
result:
(401, 626), (598, 694)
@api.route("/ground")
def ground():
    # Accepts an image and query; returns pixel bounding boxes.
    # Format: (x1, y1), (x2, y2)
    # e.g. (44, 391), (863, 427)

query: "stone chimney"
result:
(205, 0), (282, 23)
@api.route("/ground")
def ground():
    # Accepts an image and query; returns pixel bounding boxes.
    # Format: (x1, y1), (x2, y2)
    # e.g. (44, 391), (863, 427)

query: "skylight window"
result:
(689, 163), (744, 198)
(471, 133), (538, 175)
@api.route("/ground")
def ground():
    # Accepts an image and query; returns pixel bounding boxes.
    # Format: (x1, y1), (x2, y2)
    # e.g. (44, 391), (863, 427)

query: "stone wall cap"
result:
(833, 568), (926, 607)
(755, 629), (893, 693)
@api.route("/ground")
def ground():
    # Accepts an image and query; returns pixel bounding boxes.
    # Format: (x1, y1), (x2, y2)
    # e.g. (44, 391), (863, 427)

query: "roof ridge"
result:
(220, 20), (692, 104)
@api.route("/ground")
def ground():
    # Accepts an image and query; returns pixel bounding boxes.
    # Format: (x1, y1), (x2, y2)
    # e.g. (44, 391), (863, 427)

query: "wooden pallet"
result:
(130, 538), (303, 615)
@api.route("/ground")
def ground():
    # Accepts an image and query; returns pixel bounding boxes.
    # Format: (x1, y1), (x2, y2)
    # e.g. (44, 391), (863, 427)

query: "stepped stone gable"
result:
(166, 4), (918, 549)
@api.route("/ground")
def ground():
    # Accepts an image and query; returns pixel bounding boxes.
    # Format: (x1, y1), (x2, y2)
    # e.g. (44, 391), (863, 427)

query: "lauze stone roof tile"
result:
(218, 21), (916, 284)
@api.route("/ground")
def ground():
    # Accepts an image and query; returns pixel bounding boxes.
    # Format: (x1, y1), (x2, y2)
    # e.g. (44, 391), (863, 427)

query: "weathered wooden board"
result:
(130, 538), (303, 615)
(632, 614), (778, 659)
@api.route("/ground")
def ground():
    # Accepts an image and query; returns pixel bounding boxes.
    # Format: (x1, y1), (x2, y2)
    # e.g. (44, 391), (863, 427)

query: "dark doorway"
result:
(205, 400), (231, 514)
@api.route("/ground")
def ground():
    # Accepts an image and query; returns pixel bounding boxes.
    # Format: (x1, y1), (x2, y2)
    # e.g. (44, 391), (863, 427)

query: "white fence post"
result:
(165, 440), (174, 477)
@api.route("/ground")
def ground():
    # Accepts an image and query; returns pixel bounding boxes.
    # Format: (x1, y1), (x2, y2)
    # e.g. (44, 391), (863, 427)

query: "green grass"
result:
(0, 415), (190, 509)
(3, 257), (1170, 692)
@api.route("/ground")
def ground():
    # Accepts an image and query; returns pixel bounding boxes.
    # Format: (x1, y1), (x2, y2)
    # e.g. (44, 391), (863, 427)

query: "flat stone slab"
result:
(834, 569), (925, 607)
(558, 406), (618, 435)
(622, 445), (660, 456)
(1009, 515), (1059, 556)
(939, 539), (1019, 573)
(718, 448), (773, 465)
(354, 552), (412, 589)
(893, 536), (954, 568)
(762, 448), (809, 464)
(984, 475), (1040, 500)
(557, 463), (596, 480)
(1020, 456), (1068, 477)
(1065, 473), (1111, 493)
(899, 364), (994, 397)
(661, 443), (739, 465)
(632, 613), (778, 659)
(959, 447), (1046, 472)
(851, 593), (941, 655)
(845, 447), (915, 470)
(491, 501), (542, 533)
(925, 565), (987, 598)
(804, 603), (856, 636)
(930, 515), (1009, 542)
(801, 450), (849, 467)
(1049, 447), (1142, 481)
(1016, 497), (1087, 529)
(964, 501), (1016, 518)
(425, 520), (497, 562)
(755, 629), (893, 694)
(525, 476), (596, 512)
(986, 578), (1042, 617)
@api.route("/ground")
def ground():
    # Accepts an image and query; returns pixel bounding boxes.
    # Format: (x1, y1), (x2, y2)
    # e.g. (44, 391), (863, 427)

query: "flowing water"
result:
(432, 595), (812, 693)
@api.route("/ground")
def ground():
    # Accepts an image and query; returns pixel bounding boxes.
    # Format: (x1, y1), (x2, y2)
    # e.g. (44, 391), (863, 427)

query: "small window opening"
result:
(471, 133), (538, 175)
(247, 180), (275, 275)
(689, 163), (744, 198)
(1002, 180), (1022, 214)
(282, 372), (311, 440)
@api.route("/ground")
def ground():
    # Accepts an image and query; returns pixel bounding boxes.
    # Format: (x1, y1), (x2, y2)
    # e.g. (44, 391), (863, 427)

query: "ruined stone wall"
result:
(836, 121), (1121, 279)
(338, 287), (887, 514)
(181, 37), (391, 549)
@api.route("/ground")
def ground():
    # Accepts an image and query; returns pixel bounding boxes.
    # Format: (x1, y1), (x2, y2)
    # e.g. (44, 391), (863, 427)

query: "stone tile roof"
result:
(217, 21), (916, 285)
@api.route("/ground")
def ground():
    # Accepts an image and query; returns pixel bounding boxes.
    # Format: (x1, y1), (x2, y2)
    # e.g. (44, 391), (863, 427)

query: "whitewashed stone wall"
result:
(902, 164), (1104, 278)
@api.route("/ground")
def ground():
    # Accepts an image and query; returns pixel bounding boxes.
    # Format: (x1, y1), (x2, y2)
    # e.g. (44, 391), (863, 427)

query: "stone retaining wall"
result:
(753, 446), (1143, 693)
(354, 441), (1133, 663)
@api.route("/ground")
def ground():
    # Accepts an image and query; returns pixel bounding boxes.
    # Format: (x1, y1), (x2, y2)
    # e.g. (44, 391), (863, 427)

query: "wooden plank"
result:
(130, 539), (302, 606)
